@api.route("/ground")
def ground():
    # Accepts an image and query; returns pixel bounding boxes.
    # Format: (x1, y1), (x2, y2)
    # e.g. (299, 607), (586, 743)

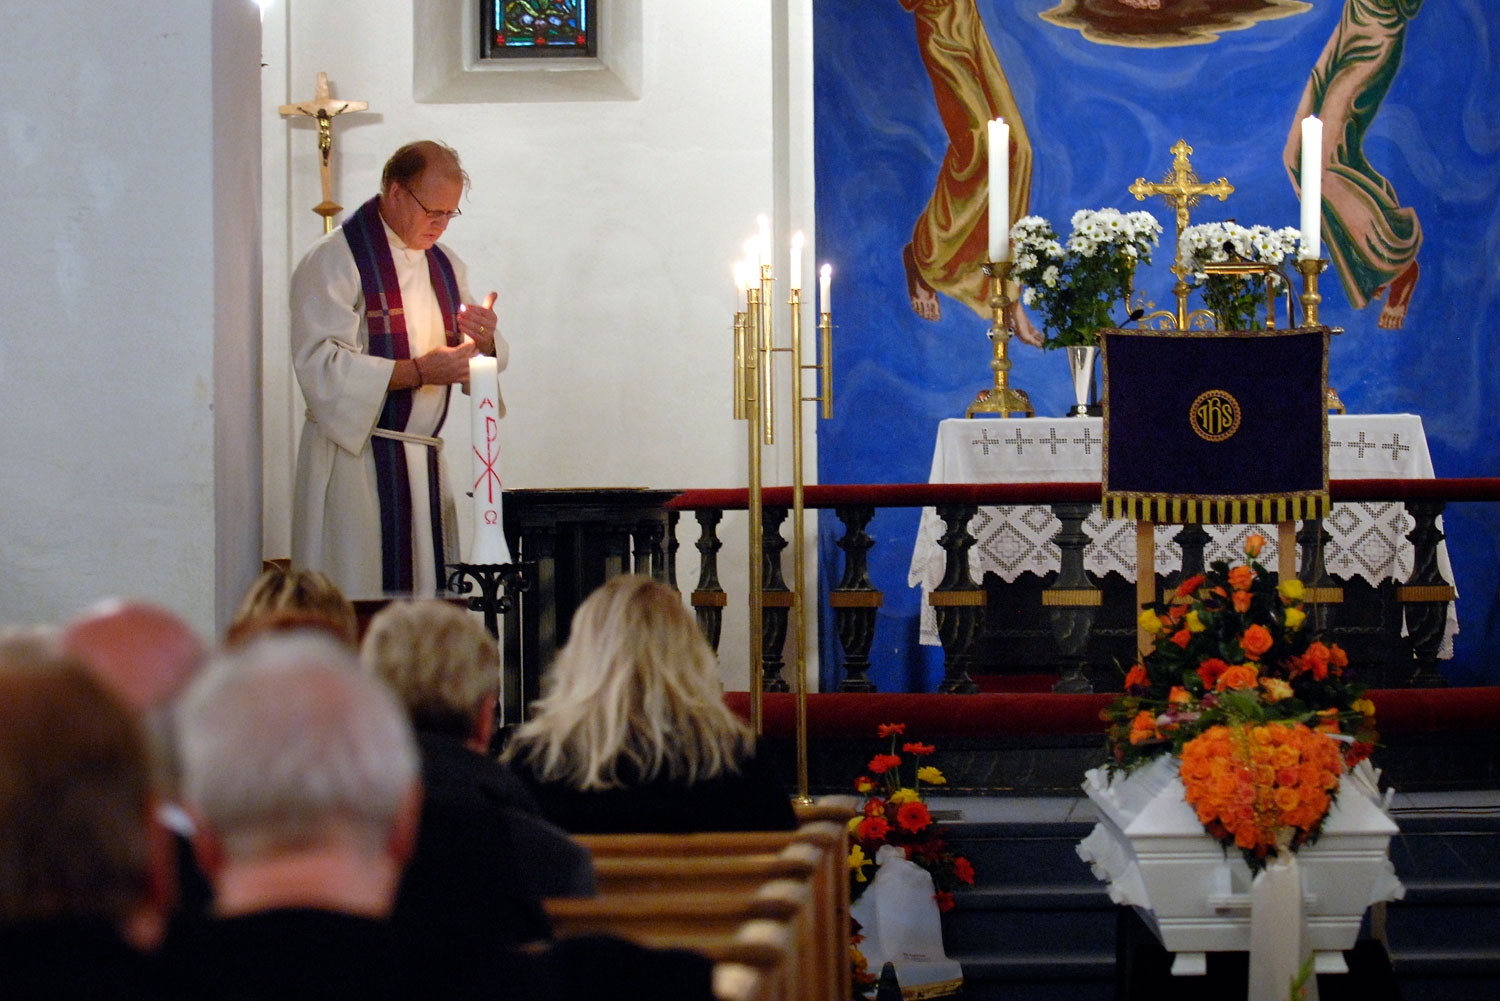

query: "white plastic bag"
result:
(850, 845), (964, 997)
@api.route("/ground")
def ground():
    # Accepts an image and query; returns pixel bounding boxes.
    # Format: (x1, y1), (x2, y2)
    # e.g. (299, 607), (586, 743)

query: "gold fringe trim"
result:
(902, 978), (965, 1000)
(1104, 494), (1329, 523)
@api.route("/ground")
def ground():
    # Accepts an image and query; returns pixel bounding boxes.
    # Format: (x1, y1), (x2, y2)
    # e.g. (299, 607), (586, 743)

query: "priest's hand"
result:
(413, 339), (479, 388)
(458, 292), (500, 356)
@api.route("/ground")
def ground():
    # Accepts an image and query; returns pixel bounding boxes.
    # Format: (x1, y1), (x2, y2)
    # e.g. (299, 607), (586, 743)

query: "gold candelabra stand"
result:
(733, 254), (833, 805)
(966, 260), (1034, 418)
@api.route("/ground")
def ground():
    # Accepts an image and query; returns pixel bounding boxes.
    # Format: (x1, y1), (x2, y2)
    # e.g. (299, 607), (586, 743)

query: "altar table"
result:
(908, 414), (1457, 655)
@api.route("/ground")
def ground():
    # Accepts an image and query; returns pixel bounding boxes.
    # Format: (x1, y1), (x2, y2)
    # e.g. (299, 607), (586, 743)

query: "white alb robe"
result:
(289, 220), (509, 599)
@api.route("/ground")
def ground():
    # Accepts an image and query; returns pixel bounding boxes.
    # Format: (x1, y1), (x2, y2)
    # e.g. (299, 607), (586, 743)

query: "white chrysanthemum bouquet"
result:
(1009, 208), (1162, 349)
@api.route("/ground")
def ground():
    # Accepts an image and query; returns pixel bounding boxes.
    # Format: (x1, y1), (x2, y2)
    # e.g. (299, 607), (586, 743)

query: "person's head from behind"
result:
(379, 140), (467, 251)
(59, 599), (205, 717)
(175, 632), (420, 916)
(0, 636), (170, 948)
(504, 575), (753, 789)
(361, 599), (499, 750)
(226, 566), (359, 650)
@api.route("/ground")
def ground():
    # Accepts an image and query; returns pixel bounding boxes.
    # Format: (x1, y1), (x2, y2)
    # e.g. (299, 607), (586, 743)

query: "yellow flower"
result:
(1278, 579), (1306, 604)
(1283, 606), (1306, 632)
(1352, 698), (1376, 717)
(888, 788), (919, 804)
(1138, 609), (1165, 634)
(849, 844), (873, 882)
(847, 816), (863, 835)
(1261, 677), (1294, 702)
(1186, 610), (1206, 633)
(917, 766), (947, 785)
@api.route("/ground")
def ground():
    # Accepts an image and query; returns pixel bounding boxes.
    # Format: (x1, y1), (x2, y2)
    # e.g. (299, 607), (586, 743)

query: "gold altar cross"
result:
(279, 72), (369, 234)
(1129, 139), (1234, 328)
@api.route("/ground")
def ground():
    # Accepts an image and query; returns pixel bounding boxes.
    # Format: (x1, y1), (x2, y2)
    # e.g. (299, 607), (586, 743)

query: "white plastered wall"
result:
(260, 1), (819, 690)
(0, 0), (262, 635)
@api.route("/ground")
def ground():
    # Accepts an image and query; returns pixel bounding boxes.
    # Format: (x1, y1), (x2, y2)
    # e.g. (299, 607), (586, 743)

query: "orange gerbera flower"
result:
(1197, 658), (1230, 689)
(867, 754), (902, 774)
(896, 800), (932, 833)
(877, 723), (906, 738)
(857, 816), (891, 842)
(902, 742), (936, 756)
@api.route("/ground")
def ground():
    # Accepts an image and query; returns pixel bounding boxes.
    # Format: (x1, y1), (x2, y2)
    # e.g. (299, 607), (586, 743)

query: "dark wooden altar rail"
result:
(667, 479), (1500, 693)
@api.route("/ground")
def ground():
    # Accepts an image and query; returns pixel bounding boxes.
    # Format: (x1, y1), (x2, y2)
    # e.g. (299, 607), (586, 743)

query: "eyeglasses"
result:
(402, 184), (462, 221)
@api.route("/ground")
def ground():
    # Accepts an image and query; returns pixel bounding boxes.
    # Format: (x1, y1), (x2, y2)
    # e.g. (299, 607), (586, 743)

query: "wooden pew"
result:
(545, 899), (797, 1001)
(569, 822), (851, 1001)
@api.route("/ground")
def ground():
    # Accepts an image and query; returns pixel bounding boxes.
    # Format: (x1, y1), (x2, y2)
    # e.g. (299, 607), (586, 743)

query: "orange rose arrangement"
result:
(1179, 720), (1345, 869)
(1100, 534), (1379, 868)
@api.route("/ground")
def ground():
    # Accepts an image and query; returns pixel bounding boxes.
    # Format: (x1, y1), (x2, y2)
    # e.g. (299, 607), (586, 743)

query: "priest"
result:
(290, 140), (507, 598)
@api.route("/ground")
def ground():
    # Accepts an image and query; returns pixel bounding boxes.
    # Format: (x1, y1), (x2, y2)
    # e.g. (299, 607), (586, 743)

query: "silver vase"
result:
(1067, 345), (1099, 417)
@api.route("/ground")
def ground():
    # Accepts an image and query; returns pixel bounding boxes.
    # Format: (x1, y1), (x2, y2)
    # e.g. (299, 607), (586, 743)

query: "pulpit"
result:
(500, 488), (680, 724)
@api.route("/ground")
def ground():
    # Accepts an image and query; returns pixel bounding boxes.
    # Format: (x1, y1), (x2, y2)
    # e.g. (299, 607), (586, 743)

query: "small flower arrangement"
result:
(1179, 221), (1302, 331)
(847, 724), (975, 912)
(1100, 534), (1379, 870)
(1010, 208), (1163, 349)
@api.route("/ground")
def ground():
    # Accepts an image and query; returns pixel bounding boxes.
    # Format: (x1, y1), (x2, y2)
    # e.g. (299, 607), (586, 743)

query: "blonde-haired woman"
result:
(503, 575), (796, 833)
(225, 565), (359, 649)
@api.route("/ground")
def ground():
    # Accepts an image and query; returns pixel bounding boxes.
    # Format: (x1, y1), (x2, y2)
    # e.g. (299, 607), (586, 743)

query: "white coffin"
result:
(1077, 755), (1404, 975)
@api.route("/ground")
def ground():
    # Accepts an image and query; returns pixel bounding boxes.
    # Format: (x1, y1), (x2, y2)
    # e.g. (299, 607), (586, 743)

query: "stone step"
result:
(949, 953), (1115, 1001)
(942, 885), (1115, 957)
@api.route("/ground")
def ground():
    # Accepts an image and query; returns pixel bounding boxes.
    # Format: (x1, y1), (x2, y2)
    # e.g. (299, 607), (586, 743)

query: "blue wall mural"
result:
(813, 0), (1500, 690)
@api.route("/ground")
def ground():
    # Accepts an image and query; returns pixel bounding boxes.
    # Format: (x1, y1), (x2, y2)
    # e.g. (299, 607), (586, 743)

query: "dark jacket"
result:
(515, 740), (798, 835)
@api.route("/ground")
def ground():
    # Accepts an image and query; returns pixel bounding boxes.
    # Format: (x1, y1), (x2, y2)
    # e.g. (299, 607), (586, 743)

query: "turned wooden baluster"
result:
(1398, 499), (1454, 688)
(931, 503), (982, 695)
(830, 504), (881, 692)
(689, 509), (726, 652)
(1296, 517), (1343, 634)
(1170, 524), (1208, 592)
(1045, 501), (1100, 694)
(759, 506), (792, 692)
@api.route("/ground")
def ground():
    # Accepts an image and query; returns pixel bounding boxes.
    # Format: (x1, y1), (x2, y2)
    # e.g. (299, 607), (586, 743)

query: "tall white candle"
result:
(819, 264), (832, 314)
(790, 231), (804, 291)
(757, 214), (772, 271)
(468, 355), (511, 564)
(1299, 115), (1322, 260)
(988, 118), (1010, 262)
(732, 262), (746, 309)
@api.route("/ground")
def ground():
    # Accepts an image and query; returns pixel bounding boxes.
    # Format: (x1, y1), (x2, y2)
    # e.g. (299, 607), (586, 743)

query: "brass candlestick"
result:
(1297, 256), (1345, 413)
(966, 260), (1033, 418)
(1297, 256), (1327, 328)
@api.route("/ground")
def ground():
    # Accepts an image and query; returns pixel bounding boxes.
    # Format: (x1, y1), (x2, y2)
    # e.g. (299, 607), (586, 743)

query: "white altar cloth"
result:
(908, 414), (1457, 655)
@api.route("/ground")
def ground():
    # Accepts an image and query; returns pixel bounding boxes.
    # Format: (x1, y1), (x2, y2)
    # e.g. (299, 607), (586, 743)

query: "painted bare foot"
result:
(1376, 260), (1418, 329)
(903, 242), (941, 321)
(1008, 301), (1043, 347)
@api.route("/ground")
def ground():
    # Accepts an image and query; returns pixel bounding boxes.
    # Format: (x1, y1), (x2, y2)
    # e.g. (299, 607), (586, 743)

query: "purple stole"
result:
(343, 196), (461, 594)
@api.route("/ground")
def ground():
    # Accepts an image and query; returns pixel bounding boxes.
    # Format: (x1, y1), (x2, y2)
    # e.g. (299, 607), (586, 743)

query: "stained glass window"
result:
(481, 1), (597, 60)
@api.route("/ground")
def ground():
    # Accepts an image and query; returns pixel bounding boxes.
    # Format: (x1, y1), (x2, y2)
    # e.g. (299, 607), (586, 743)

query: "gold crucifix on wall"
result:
(279, 72), (369, 234)
(1129, 139), (1234, 329)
